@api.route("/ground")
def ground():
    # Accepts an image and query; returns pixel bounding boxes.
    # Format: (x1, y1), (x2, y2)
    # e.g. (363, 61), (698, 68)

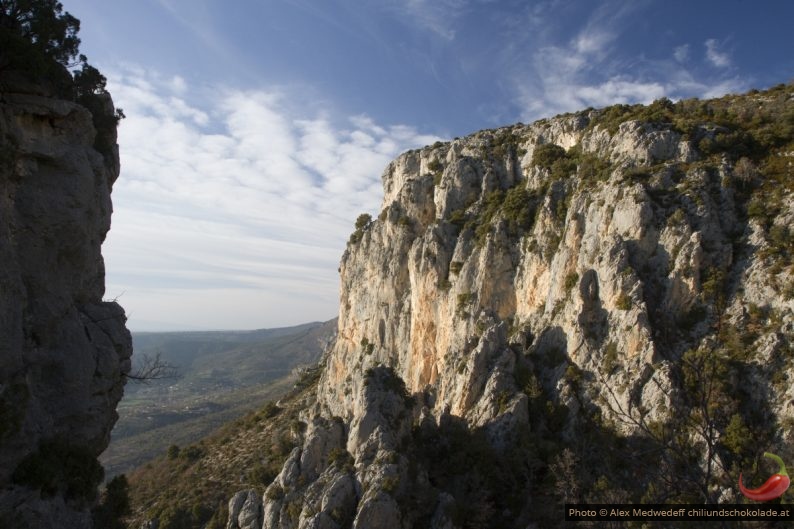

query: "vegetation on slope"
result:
(124, 366), (323, 529)
(442, 83), (793, 292)
(102, 320), (334, 478)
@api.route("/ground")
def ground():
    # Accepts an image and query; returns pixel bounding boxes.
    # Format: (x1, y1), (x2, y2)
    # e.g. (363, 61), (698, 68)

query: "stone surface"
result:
(0, 79), (130, 527)
(228, 88), (794, 528)
(227, 489), (263, 529)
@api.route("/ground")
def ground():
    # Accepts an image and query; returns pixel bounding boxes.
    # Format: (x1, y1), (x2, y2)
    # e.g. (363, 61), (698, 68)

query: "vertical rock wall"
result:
(238, 86), (794, 529)
(0, 79), (131, 528)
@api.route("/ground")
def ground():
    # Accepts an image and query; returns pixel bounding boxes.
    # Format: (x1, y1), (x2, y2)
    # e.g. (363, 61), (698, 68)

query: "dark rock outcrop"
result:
(0, 77), (131, 528)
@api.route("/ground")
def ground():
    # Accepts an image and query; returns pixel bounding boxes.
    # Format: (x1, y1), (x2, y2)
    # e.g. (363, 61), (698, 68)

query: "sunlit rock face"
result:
(229, 88), (794, 528)
(0, 77), (131, 528)
(322, 116), (727, 428)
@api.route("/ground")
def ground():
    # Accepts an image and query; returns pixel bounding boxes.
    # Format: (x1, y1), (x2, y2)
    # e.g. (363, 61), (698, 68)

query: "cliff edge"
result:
(220, 85), (793, 529)
(0, 73), (131, 528)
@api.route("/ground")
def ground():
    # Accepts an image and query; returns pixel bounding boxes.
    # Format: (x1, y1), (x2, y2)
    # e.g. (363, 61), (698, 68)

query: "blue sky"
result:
(62, 0), (794, 331)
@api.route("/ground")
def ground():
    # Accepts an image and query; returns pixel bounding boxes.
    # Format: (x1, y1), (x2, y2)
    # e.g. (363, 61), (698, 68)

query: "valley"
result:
(100, 319), (336, 478)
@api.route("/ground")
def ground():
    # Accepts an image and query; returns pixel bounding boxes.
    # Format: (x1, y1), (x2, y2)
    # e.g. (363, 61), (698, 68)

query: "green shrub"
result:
(364, 366), (415, 408)
(564, 364), (583, 386)
(249, 462), (278, 486)
(456, 292), (473, 318)
(563, 272), (579, 293)
(180, 445), (203, 461)
(92, 475), (131, 529)
(355, 213), (372, 230)
(668, 208), (686, 226)
(544, 232), (562, 261)
(473, 189), (505, 244)
(577, 152), (611, 182)
(167, 444), (180, 460)
(497, 391), (513, 414)
(615, 292), (631, 310)
(603, 342), (619, 374)
(678, 304), (707, 331)
(327, 447), (354, 472)
(261, 401), (282, 419)
(701, 268), (725, 302)
(722, 414), (751, 457)
(624, 166), (650, 182)
(285, 500), (302, 521)
(157, 506), (192, 529)
(589, 103), (638, 134)
(490, 130), (525, 159)
(447, 208), (467, 230)
(551, 154), (578, 181)
(382, 475), (400, 494)
(531, 143), (567, 169)
(501, 186), (538, 233)
(265, 484), (285, 501)
(746, 197), (765, 220)
(0, 1), (81, 94)
(12, 438), (104, 502)
(428, 159), (443, 184)
(349, 213), (372, 244)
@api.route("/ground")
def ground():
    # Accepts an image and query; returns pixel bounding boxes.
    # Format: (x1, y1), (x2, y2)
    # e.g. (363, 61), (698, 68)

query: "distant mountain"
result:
(100, 319), (336, 478)
(129, 320), (336, 392)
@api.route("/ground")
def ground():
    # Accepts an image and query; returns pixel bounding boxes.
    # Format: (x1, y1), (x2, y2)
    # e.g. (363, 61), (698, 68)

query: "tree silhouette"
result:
(0, 0), (80, 78)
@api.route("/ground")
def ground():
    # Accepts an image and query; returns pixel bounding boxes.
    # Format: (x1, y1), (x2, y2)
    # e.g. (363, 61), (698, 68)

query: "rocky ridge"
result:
(217, 85), (794, 528)
(0, 76), (131, 528)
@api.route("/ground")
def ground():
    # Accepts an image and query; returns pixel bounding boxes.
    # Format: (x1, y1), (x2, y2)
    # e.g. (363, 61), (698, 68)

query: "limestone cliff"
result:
(227, 86), (794, 528)
(0, 76), (131, 528)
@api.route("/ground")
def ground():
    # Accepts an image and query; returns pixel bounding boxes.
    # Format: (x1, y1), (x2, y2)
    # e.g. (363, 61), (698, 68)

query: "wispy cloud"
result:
(515, 5), (661, 119)
(389, 0), (469, 40)
(674, 44), (689, 63)
(104, 68), (440, 330)
(511, 4), (747, 121)
(705, 38), (731, 68)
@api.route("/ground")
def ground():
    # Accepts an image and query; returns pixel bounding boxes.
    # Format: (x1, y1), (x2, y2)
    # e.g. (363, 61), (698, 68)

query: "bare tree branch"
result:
(126, 352), (179, 384)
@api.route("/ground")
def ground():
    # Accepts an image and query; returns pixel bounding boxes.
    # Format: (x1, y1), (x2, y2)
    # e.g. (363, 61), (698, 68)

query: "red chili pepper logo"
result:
(739, 452), (790, 502)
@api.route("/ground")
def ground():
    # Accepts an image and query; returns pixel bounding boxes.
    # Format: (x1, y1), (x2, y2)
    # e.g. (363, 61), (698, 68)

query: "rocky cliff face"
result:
(0, 77), (131, 528)
(229, 86), (794, 528)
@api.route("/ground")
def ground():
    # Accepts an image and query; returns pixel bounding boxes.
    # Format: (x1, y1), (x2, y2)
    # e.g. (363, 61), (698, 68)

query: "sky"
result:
(61, 0), (794, 331)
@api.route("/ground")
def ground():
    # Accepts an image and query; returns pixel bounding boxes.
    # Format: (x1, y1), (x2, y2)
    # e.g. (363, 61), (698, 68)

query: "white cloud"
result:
(573, 28), (614, 56)
(674, 44), (689, 63)
(705, 39), (731, 68)
(512, 7), (747, 121)
(577, 78), (666, 107)
(169, 75), (187, 94)
(104, 68), (441, 330)
(517, 21), (658, 119)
